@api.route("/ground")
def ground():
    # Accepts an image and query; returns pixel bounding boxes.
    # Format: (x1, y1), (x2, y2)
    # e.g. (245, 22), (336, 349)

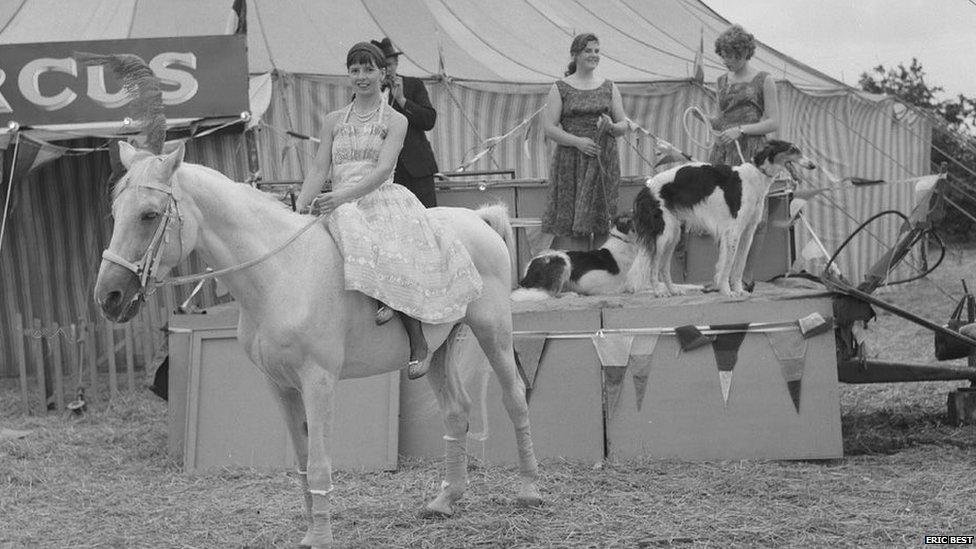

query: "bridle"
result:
(101, 173), (328, 297)
(101, 180), (184, 297)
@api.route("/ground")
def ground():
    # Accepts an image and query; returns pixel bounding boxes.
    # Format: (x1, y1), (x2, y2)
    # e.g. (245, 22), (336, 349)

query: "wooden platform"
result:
(400, 284), (843, 463)
(167, 304), (400, 473)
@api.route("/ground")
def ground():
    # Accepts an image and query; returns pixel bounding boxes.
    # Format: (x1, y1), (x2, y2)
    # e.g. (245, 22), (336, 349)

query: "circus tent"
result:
(0, 0), (934, 377)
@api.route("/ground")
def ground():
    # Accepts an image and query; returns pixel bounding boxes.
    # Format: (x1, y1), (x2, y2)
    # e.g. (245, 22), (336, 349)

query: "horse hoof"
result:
(516, 495), (543, 507)
(516, 483), (543, 507)
(420, 502), (454, 518)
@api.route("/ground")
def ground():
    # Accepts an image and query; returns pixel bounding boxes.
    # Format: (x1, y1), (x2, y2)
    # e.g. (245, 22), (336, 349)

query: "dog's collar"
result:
(757, 163), (776, 178)
(608, 231), (633, 244)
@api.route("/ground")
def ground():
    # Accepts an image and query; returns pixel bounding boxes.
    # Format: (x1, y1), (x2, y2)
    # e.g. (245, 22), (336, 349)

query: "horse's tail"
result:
(475, 203), (516, 282)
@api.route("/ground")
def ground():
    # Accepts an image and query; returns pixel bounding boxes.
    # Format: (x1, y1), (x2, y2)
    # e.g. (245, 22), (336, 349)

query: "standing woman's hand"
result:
(596, 113), (614, 136)
(716, 126), (744, 144)
(574, 136), (599, 156)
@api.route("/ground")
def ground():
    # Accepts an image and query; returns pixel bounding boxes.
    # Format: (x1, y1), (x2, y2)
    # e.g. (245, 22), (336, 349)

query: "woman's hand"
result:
(717, 126), (744, 144)
(310, 190), (350, 216)
(597, 113), (614, 136)
(295, 193), (314, 214)
(575, 136), (599, 157)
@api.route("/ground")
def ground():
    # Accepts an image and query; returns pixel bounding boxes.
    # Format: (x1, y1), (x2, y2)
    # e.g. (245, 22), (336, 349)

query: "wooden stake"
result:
(85, 321), (99, 403)
(50, 323), (65, 412)
(105, 323), (118, 401)
(140, 307), (154, 370)
(30, 319), (48, 413)
(124, 322), (136, 392)
(13, 313), (30, 415)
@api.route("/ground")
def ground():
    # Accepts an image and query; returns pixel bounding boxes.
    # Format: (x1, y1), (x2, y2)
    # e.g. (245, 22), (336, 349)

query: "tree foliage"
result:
(859, 59), (976, 242)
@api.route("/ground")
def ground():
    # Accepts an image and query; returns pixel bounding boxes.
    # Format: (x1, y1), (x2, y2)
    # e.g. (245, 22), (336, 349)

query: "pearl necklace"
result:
(352, 102), (381, 122)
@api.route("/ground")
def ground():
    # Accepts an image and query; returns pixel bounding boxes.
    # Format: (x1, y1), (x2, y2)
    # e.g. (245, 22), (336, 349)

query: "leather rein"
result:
(101, 180), (326, 297)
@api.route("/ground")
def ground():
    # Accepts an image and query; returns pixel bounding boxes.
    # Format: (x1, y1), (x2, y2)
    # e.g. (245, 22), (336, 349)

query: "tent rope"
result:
(0, 129), (20, 258)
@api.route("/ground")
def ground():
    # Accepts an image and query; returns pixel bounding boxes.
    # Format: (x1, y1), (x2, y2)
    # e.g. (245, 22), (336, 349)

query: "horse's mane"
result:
(111, 155), (290, 213)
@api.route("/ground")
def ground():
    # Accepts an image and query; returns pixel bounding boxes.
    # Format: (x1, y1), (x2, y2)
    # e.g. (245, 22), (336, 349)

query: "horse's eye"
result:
(141, 211), (160, 221)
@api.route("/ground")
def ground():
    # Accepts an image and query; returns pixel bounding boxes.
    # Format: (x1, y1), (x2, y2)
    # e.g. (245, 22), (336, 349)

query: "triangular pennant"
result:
(513, 335), (548, 390)
(591, 333), (635, 367)
(710, 323), (749, 372)
(603, 366), (627, 424)
(711, 324), (749, 408)
(675, 325), (714, 353)
(766, 331), (809, 413)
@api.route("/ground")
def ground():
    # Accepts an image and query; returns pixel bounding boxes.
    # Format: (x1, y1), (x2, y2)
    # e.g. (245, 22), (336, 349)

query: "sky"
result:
(704, 0), (976, 100)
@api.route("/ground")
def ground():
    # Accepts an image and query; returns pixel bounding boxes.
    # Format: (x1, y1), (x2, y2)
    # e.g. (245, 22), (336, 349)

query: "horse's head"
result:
(94, 140), (194, 322)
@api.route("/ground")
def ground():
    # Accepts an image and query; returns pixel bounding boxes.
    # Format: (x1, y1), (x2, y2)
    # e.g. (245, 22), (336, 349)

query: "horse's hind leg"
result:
(422, 325), (471, 516)
(467, 304), (542, 507)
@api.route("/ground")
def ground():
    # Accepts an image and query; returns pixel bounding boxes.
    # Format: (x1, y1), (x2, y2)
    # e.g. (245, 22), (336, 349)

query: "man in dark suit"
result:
(372, 38), (439, 207)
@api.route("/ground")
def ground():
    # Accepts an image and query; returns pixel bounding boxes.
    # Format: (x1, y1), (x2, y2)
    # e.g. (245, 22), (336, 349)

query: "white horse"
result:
(93, 141), (542, 547)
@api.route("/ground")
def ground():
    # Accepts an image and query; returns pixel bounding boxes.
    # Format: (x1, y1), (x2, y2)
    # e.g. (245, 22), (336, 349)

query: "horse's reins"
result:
(101, 180), (327, 296)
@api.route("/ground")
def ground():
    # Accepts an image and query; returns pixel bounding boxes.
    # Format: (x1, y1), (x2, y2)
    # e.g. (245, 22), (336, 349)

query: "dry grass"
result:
(2, 248), (975, 548)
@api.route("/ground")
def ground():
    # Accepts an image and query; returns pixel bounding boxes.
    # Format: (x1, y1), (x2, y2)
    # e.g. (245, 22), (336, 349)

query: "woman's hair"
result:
(565, 33), (599, 76)
(714, 25), (756, 60)
(346, 42), (387, 69)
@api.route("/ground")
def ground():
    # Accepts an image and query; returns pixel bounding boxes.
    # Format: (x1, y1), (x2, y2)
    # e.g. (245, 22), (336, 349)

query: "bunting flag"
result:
(710, 323), (750, 407)
(674, 324), (714, 354)
(628, 334), (660, 412)
(692, 27), (705, 84)
(512, 334), (548, 392)
(766, 331), (808, 412)
(1, 132), (68, 252)
(797, 312), (833, 338)
(592, 332), (635, 423)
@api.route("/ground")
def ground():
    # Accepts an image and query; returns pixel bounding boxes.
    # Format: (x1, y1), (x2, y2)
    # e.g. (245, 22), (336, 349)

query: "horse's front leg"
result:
(272, 387), (312, 522)
(299, 366), (339, 547)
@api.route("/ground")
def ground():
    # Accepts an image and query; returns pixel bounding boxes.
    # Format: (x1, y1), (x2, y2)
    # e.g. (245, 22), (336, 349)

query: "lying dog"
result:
(627, 139), (815, 297)
(512, 214), (637, 301)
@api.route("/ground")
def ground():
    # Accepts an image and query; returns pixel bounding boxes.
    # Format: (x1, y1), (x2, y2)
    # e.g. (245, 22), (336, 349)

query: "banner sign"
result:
(0, 35), (248, 127)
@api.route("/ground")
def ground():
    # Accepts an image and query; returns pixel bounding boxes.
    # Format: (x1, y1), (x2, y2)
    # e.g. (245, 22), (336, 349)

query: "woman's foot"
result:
(407, 359), (428, 380)
(376, 304), (394, 325)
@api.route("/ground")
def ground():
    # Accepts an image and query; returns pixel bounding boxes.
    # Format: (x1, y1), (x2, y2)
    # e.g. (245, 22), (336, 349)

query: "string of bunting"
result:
(511, 312), (832, 419)
(453, 103), (547, 172)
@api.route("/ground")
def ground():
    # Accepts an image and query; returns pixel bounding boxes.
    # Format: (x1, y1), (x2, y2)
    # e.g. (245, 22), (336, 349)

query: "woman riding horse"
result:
(296, 42), (481, 380)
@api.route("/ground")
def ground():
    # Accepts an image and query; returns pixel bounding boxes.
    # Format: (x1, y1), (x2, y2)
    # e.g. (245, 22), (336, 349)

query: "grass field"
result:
(2, 249), (975, 548)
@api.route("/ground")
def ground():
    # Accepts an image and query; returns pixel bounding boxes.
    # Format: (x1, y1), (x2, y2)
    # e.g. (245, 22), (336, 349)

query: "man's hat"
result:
(371, 37), (403, 58)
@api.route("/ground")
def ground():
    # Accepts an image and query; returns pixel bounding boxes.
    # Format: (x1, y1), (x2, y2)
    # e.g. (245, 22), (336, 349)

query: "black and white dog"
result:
(512, 214), (637, 301)
(626, 140), (815, 297)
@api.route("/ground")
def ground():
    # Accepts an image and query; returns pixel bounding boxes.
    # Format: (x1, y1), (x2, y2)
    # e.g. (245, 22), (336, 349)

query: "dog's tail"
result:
(476, 203), (516, 281)
(632, 186), (666, 255)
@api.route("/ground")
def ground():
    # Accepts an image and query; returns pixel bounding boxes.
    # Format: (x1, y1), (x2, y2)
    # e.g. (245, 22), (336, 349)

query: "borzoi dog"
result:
(627, 140), (815, 297)
(512, 214), (637, 300)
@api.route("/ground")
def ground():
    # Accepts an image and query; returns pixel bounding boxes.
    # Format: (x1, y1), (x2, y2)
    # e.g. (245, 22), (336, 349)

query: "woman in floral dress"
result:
(296, 42), (482, 379)
(709, 24), (781, 166)
(541, 33), (634, 250)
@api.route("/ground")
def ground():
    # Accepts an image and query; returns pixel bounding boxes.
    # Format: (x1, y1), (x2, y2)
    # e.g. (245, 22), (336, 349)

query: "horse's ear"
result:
(159, 141), (185, 178)
(118, 141), (140, 169)
(161, 139), (184, 156)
